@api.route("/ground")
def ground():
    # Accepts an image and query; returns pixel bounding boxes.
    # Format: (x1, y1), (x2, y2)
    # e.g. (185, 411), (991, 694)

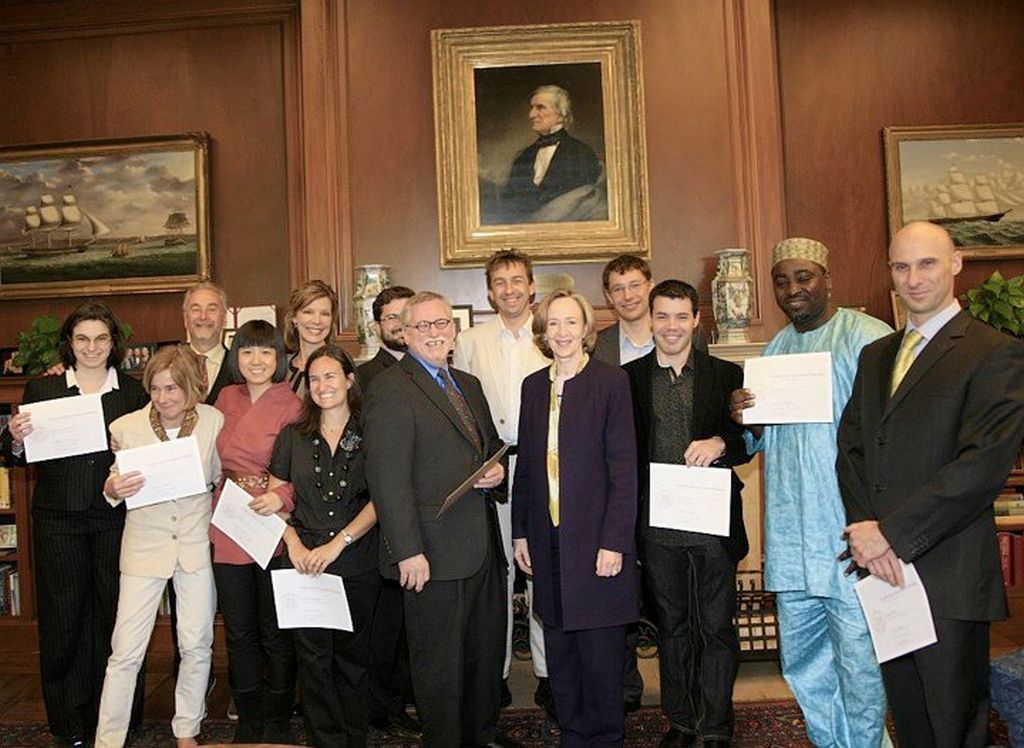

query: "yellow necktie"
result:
(890, 329), (923, 395)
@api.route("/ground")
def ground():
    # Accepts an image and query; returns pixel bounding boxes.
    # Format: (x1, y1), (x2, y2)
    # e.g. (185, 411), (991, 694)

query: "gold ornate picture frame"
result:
(883, 123), (1024, 260)
(432, 21), (650, 267)
(0, 132), (211, 299)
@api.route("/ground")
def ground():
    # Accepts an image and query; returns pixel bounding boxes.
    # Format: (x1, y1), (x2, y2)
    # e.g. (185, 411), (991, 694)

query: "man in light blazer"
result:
(453, 249), (553, 714)
(363, 291), (517, 748)
(838, 221), (1024, 747)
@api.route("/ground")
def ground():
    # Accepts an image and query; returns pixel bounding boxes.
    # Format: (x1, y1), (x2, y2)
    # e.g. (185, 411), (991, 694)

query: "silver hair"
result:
(532, 85), (573, 129)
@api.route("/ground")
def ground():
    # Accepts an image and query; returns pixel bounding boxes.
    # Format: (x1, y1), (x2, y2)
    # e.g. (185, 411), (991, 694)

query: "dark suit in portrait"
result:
(363, 355), (507, 747)
(513, 359), (638, 745)
(500, 129), (601, 223)
(838, 311), (1024, 747)
(624, 348), (749, 743)
(0, 371), (148, 741)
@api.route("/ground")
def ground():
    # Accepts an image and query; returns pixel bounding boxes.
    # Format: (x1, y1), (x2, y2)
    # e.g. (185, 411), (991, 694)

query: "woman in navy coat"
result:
(512, 288), (638, 747)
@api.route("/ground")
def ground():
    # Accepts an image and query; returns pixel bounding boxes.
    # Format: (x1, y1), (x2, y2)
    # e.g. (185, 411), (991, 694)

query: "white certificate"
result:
(271, 568), (353, 631)
(116, 435), (207, 509)
(649, 463), (732, 537)
(21, 393), (107, 463)
(211, 479), (287, 569)
(742, 351), (833, 424)
(855, 561), (938, 663)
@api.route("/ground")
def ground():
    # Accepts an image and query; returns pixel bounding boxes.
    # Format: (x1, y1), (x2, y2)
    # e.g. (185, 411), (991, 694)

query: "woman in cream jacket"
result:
(94, 345), (223, 748)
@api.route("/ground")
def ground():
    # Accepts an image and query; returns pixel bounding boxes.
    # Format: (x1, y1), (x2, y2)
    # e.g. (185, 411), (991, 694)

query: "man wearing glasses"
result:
(364, 291), (517, 748)
(593, 255), (656, 370)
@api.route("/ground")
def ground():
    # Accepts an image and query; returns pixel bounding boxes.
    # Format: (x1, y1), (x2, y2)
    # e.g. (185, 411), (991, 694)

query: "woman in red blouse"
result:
(211, 320), (303, 743)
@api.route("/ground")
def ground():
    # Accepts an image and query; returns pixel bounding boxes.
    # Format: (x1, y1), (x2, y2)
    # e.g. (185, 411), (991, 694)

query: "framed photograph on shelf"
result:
(432, 21), (650, 266)
(883, 123), (1024, 260)
(451, 304), (474, 334)
(0, 132), (212, 299)
(889, 290), (908, 331)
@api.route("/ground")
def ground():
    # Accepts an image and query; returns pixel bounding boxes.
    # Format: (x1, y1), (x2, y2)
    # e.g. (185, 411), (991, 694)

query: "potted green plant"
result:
(13, 313), (62, 375)
(963, 271), (1024, 339)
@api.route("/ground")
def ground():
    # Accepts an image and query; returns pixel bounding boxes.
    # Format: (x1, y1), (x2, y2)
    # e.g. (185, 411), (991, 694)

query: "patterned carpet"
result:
(0, 703), (1010, 747)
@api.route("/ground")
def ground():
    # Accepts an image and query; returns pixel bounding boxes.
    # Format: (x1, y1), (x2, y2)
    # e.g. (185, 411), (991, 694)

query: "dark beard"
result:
(381, 332), (407, 353)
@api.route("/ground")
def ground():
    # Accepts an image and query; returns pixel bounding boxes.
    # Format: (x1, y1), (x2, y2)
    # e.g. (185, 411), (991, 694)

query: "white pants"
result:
(95, 565), (216, 748)
(501, 454), (546, 679)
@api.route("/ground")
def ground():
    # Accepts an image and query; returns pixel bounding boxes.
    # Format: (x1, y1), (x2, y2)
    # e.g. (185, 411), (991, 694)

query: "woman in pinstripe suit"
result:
(2, 302), (148, 747)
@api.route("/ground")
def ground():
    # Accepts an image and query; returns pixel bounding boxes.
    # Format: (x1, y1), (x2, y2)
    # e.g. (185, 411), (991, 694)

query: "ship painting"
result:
(163, 211), (190, 246)
(903, 166), (1024, 225)
(21, 192), (112, 255)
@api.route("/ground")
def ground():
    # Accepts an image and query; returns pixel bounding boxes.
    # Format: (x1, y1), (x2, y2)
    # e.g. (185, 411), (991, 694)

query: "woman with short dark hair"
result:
(1, 301), (147, 747)
(268, 345), (380, 747)
(211, 320), (303, 743)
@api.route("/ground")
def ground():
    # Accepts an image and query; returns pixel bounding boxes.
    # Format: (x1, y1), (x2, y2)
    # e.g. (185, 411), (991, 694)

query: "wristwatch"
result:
(342, 531), (355, 546)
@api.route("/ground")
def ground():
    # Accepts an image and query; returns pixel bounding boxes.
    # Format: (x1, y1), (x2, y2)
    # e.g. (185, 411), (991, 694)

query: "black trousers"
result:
(543, 526), (627, 746)
(293, 567), (380, 748)
(643, 540), (738, 741)
(212, 559), (296, 700)
(367, 577), (414, 721)
(32, 506), (144, 739)
(403, 542), (506, 747)
(881, 617), (991, 748)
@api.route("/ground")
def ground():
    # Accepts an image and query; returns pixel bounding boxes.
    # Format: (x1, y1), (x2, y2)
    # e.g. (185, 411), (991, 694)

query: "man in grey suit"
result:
(363, 291), (517, 748)
(593, 254), (655, 368)
(838, 221), (1024, 747)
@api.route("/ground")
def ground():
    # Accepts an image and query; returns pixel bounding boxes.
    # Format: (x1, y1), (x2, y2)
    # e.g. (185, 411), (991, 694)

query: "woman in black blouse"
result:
(268, 345), (379, 747)
(1, 301), (148, 746)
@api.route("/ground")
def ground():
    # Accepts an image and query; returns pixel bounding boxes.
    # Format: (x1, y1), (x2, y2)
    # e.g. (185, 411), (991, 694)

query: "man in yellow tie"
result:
(838, 221), (1024, 747)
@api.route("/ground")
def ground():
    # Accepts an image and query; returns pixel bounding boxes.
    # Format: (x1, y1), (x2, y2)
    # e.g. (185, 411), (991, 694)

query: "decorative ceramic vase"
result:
(711, 248), (754, 344)
(353, 264), (391, 357)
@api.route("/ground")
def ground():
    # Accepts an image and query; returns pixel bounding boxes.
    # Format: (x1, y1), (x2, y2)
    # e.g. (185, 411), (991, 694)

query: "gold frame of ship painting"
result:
(0, 132), (211, 299)
(883, 123), (1024, 261)
(432, 21), (650, 267)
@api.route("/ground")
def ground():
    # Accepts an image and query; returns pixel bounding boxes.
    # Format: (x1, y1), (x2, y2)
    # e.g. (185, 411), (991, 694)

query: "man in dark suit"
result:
(363, 291), (516, 748)
(499, 84), (602, 223)
(624, 280), (750, 748)
(838, 221), (1024, 747)
(353, 284), (421, 738)
(355, 285), (414, 393)
(182, 281), (232, 405)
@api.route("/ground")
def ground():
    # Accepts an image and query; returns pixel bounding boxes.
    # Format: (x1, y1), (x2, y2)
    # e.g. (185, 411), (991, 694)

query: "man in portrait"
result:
(497, 85), (605, 224)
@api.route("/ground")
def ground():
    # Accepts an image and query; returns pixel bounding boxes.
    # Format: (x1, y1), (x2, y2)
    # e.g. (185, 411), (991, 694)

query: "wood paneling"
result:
(0, 2), (295, 345)
(344, 0), (781, 326)
(776, 0), (1024, 323)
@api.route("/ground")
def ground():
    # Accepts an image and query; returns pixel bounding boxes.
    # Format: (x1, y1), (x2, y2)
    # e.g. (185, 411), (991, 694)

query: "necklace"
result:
(311, 427), (361, 503)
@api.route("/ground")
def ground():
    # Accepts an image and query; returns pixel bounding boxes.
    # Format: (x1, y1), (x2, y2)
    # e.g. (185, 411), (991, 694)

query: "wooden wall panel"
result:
(344, 0), (760, 318)
(776, 0), (1024, 323)
(0, 10), (292, 345)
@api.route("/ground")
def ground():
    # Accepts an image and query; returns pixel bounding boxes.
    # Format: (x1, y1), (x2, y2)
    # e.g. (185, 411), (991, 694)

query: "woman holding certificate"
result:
(210, 320), (302, 743)
(1, 302), (147, 747)
(95, 346), (223, 748)
(511, 289), (639, 747)
(284, 279), (341, 398)
(268, 345), (379, 747)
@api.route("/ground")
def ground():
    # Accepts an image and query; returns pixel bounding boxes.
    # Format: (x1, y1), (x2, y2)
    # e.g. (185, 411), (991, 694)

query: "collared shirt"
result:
(493, 315), (543, 444)
(534, 124), (564, 185)
(905, 300), (961, 360)
(619, 323), (654, 364)
(65, 366), (120, 394)
(191, 343), (225, 397)
(647, 350), (712, 547)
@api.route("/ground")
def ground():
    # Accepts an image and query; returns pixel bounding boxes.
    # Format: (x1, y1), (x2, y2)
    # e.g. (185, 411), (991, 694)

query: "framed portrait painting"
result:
(884, 123), (1024, 260)
(0, 132), (211, 299)
(432, 21), (650, 266)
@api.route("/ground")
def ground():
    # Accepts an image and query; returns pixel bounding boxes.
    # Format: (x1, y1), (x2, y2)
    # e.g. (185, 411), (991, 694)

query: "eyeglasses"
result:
(607, 280), (649, 298)
(405, 318), (453, 333)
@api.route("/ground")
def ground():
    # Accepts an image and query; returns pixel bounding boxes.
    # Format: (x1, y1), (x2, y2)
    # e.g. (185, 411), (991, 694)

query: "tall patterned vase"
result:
(353, 264), (391, 358)
(711, 248), (754, 344)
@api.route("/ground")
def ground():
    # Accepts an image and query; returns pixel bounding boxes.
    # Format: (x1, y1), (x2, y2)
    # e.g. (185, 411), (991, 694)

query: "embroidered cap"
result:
(772, 237), (829, 270)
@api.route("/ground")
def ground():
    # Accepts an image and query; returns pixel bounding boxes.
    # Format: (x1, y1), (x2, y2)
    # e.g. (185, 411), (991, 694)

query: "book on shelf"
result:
(1014, 535), (1024, 591)
(9, 570), (19, 615)
(999, 532), (1013, 588)
(0, 564), (13, 615)
(0, 468), (9, 509)
(995, 492), (1024, 517)
(0, 523), (15, 550)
